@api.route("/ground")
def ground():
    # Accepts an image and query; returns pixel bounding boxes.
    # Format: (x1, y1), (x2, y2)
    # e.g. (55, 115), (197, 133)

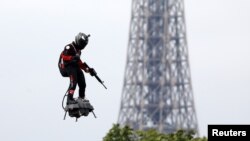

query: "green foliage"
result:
(103, 124), (208, 141)
(136, 129), (168, 141)
(103, 124), (134, 141)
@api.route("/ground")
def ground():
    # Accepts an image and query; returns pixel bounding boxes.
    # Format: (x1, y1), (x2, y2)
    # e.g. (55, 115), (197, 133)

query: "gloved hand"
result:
(89, 68), (96, 76)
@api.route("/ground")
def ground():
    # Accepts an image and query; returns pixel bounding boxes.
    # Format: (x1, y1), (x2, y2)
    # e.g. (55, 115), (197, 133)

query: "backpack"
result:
(58, 52), (69, 77)
(58, 44), (79, 77)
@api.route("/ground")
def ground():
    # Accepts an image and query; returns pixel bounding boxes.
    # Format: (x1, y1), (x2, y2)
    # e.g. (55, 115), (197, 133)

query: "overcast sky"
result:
(0, 0), (249, 140)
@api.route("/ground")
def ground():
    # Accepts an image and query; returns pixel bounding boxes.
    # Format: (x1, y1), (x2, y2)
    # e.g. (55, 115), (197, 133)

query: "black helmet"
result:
(75, 32), (89, 50)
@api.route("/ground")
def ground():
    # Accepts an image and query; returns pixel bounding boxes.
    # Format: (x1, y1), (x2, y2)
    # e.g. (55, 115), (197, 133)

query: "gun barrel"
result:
(101, 83), (107, 89)
(95, 75), (107, 89)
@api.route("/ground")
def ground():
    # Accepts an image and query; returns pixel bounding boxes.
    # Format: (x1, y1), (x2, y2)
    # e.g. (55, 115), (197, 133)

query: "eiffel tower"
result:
(118, 0), (199, 134)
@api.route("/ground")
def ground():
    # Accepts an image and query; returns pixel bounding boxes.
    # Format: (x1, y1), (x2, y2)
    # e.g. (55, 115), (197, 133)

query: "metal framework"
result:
(118, 0), (198, 134)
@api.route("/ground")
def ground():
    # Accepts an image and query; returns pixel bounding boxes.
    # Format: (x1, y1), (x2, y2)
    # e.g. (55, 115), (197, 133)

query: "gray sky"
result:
(0, 0), (249, 140)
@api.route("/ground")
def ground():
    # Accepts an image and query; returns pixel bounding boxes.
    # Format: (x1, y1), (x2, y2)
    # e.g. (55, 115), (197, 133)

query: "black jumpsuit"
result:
(61, 42), (88, 99)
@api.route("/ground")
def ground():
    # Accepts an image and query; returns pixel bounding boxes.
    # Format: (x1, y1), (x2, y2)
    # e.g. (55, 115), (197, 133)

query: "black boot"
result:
(67, 95), (77, 105)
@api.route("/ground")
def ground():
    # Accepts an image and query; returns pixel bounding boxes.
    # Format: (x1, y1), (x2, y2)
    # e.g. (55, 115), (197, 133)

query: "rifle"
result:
(84, 63), (107, 89)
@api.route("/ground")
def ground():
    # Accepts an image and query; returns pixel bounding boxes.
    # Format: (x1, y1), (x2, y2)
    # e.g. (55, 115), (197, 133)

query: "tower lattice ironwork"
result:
(118, 0), (198, 134)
